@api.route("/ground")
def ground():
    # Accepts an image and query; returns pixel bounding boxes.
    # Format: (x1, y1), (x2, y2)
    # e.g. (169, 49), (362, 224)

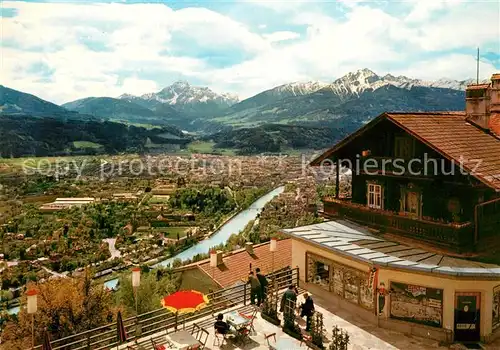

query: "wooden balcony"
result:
(323, 197), (474, 251)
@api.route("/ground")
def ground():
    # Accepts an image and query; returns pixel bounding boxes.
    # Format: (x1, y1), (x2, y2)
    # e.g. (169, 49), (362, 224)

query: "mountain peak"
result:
(170, 81), (190, 89)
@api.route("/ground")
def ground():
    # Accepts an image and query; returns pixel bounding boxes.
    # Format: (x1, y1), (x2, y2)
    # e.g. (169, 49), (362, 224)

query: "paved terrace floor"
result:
(121, 289), (500, 350)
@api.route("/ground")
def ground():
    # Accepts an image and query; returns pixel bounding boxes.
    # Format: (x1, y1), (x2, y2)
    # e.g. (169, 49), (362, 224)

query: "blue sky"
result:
(1, 0), (499, 104)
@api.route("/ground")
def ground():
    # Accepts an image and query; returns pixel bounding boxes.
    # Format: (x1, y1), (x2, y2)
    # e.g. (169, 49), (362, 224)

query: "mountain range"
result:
(0, 68), (483, 155)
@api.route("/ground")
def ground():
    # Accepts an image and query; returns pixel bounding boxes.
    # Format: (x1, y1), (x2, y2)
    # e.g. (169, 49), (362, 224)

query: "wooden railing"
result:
(30, 267), (299, 350)
(323, 198), (474, 250)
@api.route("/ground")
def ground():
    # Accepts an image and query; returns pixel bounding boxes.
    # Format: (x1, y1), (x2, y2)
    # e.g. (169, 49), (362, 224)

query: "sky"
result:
(1, 0), (499, 104)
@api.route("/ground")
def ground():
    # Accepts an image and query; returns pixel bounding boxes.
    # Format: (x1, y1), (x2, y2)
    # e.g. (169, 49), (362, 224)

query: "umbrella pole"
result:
(175, 311), (178, 331)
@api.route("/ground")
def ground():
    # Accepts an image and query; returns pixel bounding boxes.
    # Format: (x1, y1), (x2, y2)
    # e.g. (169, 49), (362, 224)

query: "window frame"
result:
(367, 183), (383, 210)
(400, 184), (422, 218)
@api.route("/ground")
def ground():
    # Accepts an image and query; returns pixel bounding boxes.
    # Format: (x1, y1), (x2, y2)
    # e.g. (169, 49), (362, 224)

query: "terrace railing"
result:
(323, 197), (474, 250)
(30, 267), (299, 350)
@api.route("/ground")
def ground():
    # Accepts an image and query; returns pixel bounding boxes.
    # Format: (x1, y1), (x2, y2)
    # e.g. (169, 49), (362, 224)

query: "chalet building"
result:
(311, 73), (500, 253)
(281, 74), (500, 345)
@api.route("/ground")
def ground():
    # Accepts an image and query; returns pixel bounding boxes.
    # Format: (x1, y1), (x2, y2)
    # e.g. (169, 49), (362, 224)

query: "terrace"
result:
(323, 197), (474, 250)
(29, 268), (470, 350)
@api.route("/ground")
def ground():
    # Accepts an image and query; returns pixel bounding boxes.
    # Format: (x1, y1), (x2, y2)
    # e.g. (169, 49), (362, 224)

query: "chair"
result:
(213, 328), (227, 348)
(191, 323), (202, 340)
(150, 338), (166, 350)
(239, 307), (258, 334)
(236, 326), (251, 345)
(197, 327), (209, 349)
(265, 333), (277, 350)
(300, 331), (312, 348)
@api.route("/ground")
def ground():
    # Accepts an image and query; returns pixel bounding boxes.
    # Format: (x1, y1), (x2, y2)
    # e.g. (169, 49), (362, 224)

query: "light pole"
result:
(131, 267), (141, 315)
(132, 267), (141, 337)
(26, 289), (38, 350)
(270, 238), (277, 273)
(270, 238), (277, 290)
(209, 250), (217, 316)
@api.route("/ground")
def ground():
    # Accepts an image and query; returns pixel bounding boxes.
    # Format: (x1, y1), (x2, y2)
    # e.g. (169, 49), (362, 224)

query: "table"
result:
(165, 330), (200, 350)
(225, 311), (250, 329)
(275, 337), (302, 350)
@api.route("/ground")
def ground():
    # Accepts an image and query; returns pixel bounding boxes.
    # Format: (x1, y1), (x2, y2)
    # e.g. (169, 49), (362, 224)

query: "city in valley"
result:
(1, 1), (500, 350)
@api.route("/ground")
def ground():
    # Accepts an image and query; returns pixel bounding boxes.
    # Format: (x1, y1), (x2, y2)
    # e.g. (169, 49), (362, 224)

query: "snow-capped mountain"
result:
(220, 68), (470, 128)
(269, 81), (329, 96)
(324, 68), (483, 97)
(228, 81), (329, 113)
(121, 81), (239, 117)
(141, 81), (239, 106)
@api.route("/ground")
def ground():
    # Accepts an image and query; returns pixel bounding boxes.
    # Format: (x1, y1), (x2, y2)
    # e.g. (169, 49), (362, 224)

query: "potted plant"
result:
(261, 299), (280, 326)
(329, 325), (349, 350)
(308, 312), (325, 350)
(282, 299), (302, 340)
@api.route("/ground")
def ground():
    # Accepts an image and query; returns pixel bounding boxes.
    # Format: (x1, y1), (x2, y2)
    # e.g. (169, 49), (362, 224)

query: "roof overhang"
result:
(309, 112), (499, 192)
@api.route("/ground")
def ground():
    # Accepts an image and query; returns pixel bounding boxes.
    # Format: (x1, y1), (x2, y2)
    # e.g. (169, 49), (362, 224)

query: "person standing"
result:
(255, 268), (268, 304)
(248, 271), (261, 305)
(300, 293), (315, 331)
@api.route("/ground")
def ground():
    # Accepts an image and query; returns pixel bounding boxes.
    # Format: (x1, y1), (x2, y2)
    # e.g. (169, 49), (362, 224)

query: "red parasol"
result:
(160, 290), (209, 314)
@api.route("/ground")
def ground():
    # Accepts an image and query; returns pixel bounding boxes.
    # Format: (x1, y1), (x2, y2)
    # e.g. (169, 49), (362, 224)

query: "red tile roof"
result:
(197, 239), (292, 288)
(311, 112), (500, 191)
(466, 84), (490, 90)
(387, 112), (500, 190)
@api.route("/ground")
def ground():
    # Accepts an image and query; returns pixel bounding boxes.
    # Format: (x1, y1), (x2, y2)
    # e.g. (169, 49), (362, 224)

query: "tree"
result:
(1, 273), (114, 349)
(115, 269), (179, 315)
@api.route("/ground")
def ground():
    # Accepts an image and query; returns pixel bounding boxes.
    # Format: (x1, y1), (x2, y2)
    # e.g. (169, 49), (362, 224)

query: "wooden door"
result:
(454, 292), (481, 342)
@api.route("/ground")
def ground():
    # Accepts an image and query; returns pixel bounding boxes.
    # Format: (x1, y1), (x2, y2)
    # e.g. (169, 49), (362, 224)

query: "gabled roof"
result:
(311, 112), (500, 191)
(192, 239), (292, 288)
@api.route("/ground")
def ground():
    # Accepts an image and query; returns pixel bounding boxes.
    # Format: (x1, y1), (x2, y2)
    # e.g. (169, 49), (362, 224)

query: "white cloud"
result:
(392, 54), (498, 81)
(263, 31), (300, 43)
(0, 0), (498, 103)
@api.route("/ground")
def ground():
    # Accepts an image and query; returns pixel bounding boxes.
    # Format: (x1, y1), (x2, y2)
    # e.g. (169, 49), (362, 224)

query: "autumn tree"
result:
(1, 272), (115, 350)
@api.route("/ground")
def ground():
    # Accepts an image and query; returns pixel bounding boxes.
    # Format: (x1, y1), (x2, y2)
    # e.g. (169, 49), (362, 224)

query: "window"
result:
(395, 136), (414, 159)
(390, 282), (443, 328)
(306, 254), (331, 291)
(400, 185), (421, 217)
(367, 184), (383, 209)
(306, 253), (374, 311)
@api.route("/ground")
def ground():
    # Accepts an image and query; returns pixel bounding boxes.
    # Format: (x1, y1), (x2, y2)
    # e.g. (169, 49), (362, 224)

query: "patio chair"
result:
(264, 333), (277, 350)
(150, 338), (166, 350)
(197, 327), (209, 349)
(239, 307), (258, 334)
(150, 337), (173, 350)
(235, 325), (251, 346)
(213, 327), (228, 348)
(191, 323), (202, 340)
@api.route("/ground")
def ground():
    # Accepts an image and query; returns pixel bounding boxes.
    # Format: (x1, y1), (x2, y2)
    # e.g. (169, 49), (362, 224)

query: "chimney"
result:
(465, 83), (490, 130)
(489, 73), (500, 137)
(245, 242), (254, 255)
(216, 250), (223, 266)
(209, 249), (224, 267)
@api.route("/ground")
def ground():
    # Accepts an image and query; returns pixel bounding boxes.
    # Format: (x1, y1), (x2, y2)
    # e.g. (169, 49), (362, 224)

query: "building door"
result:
(454, 292), (481, 342)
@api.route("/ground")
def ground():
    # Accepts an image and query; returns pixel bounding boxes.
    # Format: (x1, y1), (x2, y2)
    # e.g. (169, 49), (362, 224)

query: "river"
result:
(103, 186), (284, 290)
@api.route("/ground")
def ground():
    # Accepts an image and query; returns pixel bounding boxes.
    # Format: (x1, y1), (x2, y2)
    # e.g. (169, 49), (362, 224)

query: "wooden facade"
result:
(315, 117), (500, 252)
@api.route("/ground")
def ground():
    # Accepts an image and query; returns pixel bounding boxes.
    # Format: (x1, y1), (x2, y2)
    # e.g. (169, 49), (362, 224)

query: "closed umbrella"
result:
(42, 331), (52, 350)
(117, 311), (128, 344)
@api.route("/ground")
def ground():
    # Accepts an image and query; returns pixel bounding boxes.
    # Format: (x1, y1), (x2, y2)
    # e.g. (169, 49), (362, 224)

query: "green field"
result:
(73, 141), (103, 149)
(153, 226), (190, 239)
(187, 141), (236, 156)
(148, 195), (171, 204)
